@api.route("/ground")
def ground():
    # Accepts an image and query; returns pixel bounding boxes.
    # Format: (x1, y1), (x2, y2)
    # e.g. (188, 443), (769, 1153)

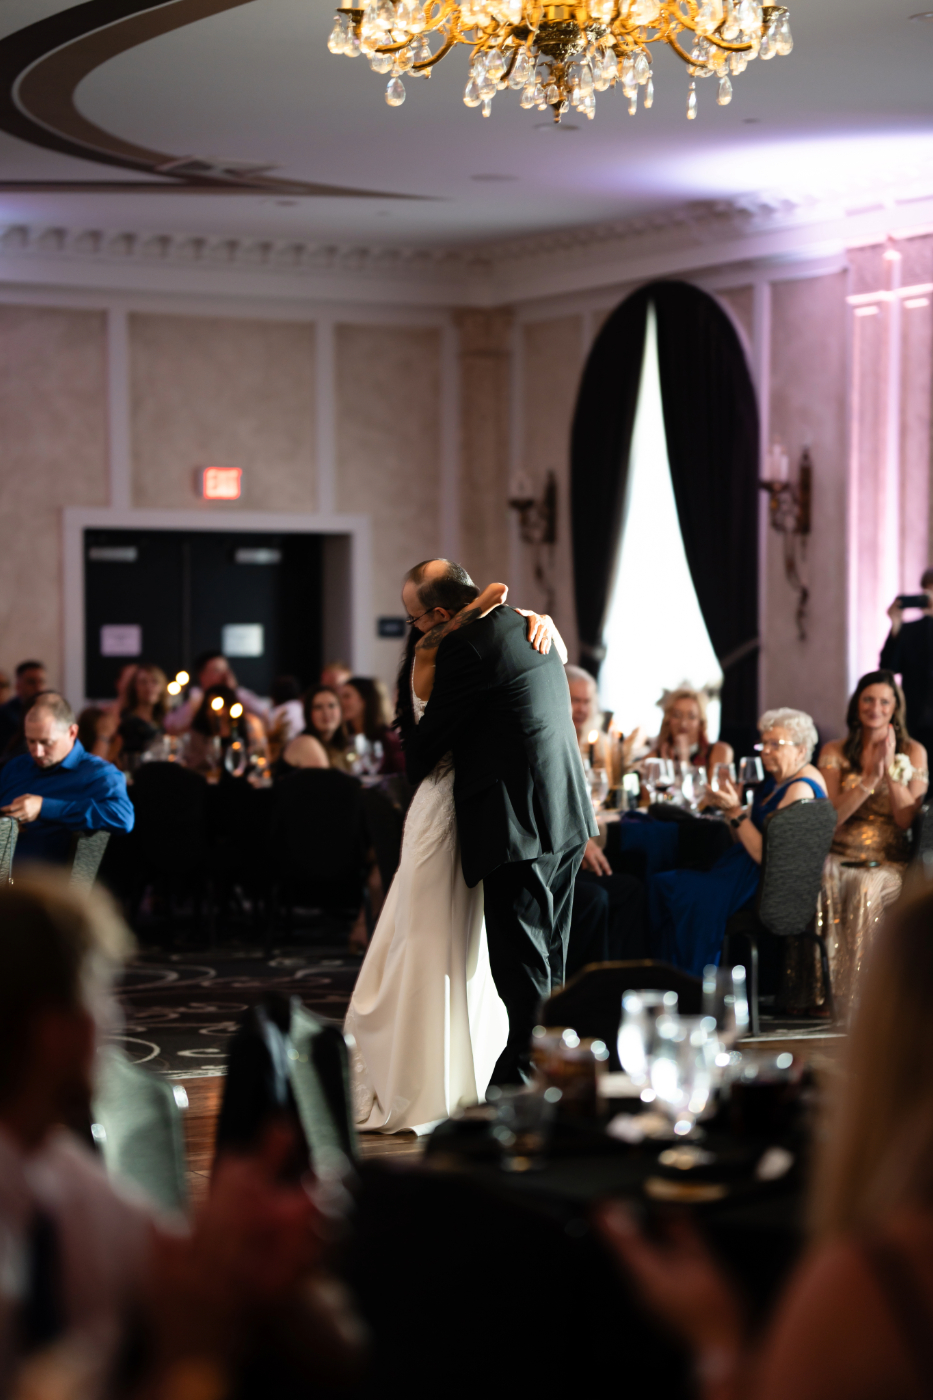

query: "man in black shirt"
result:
(879, 569), (933, 756)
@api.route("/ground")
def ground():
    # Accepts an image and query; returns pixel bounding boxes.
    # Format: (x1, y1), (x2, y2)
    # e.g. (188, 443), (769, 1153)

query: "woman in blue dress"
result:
(650, 707), (828, 976)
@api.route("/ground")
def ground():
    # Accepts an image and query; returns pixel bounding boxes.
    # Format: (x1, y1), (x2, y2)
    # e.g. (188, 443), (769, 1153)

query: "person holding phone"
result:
(880, 569), (933, 760)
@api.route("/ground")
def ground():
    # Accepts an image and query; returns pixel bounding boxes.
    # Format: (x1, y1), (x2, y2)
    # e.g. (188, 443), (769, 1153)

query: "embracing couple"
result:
(345, 558), (596, 1134)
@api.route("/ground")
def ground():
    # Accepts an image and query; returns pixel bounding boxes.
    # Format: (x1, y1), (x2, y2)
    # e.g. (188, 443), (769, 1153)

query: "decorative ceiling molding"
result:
(0, 187), (932, 308)
(0, 0), (420, 200)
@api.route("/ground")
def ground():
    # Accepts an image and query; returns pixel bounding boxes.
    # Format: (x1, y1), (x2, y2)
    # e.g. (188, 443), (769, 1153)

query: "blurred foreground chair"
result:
(215, 994), (357, 1173)
(266, 769), (370, 948)
(0, 815), (17, 883)
(92, 1046), (188, 1212)
(541, 960), (703, 1069)
(721, 798), (837, 1033)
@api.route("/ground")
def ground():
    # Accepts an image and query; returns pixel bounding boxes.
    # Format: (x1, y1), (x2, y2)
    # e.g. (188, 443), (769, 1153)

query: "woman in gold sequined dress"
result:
(810, 670), (927, 1016)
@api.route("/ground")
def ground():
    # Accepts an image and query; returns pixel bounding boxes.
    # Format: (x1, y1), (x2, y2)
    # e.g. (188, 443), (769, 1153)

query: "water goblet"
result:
(650, 1014), (719, 1136)
(588, 766), (610, 811)
(617, 989), (679, 1089)
(690, 766), (708, 811)
(702, 964), (749, 1050)
(711, 761), (736, 794)
(642, 757), (662, 805)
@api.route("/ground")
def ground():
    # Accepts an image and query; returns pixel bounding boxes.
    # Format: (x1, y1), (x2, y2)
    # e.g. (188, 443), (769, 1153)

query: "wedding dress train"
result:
(344, 693), (509, 1134)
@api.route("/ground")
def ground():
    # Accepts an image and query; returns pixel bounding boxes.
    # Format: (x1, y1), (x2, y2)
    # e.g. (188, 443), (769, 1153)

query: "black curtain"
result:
(570, 280), (760, 751)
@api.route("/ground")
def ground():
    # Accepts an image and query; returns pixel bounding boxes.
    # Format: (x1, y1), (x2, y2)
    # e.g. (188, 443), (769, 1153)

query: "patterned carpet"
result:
(113, 945), (362, 1078)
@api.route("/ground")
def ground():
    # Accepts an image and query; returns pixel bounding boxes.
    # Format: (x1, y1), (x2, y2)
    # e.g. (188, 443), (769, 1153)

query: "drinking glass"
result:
(588, 766), (610, 811)
(490, 1086), (560, 1171)
(653, 758), (676, 802)
(690, 766), (708, 811)
(650, 1014), (719, 1136)
(617, 989), (679, 1088)
(225, 740), (248, 778)
(205, 736), (223, 784)
(702, 964), (749, 1049)
(738, 756), (765, 788)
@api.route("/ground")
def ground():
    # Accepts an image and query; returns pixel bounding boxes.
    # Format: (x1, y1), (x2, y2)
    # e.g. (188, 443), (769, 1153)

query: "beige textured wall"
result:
(520, 314), (584, 659)
(334, 323), (442, 682)
(454, 310), (512, 592)
(766, 271), (849, 736)
(0, 307), (108, 690)
(129, 314), (317, 511)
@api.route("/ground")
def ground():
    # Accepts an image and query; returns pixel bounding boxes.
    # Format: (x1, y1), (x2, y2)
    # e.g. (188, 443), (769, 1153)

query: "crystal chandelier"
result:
(327, 0), (792, 123)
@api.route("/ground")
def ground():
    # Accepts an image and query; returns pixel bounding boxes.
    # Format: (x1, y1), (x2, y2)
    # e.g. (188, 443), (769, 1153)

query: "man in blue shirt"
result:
(0, 692), (134, 864)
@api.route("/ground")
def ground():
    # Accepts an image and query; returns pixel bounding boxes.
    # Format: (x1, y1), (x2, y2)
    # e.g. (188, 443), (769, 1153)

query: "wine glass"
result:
(653, 758), (675, 802)
(738, 756), (765, 787)
(225, 739), (248, 778)
(702, 964), (749, 1049)
(617, 989), (679, 1088)
(642, 758), (662, 804)
(650, 1014), (720, 1136)
(690, 766), (708, 811)
(588, 766), (610, 811)
(710, 761), (736, 794)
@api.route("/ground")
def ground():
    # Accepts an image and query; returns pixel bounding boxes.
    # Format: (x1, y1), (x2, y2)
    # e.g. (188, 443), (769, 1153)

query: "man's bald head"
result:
(404, 559), (479, 613)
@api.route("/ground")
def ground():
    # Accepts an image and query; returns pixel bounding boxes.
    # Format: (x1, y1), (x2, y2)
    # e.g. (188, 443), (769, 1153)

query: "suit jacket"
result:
(880, 619), (933, 735)
(405, 607), (597, 888)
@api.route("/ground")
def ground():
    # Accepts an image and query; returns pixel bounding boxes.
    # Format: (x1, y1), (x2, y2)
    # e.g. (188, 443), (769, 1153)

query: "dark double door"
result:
(84, 529), (322, 700)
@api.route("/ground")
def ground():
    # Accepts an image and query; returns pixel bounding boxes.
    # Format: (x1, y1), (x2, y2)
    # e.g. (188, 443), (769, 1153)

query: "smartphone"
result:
(897, 594), (930, 609)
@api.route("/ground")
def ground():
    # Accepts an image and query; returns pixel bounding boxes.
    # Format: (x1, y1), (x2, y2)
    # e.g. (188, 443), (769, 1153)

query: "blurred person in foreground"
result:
(0, 872), (362, 1399)
(598, 884), (933, 1400)
(0, 659), (47, 758)
(0, 692), (133, 865)
(340, 676), (406, 775)
(164, 652), (269, 736)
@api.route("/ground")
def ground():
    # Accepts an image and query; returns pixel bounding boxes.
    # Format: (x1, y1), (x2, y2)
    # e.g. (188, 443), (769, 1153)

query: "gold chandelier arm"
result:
(664, 29), (698, 64)
(412, 30), (457, 66)
(373, 0), (457, 51)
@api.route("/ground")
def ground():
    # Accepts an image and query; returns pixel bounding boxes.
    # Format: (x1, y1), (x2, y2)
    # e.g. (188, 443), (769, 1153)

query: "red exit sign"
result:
(198, 466), (242, 500)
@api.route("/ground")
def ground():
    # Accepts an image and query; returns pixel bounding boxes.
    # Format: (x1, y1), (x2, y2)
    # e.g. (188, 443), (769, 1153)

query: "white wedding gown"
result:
(344, 689), (509, 1134)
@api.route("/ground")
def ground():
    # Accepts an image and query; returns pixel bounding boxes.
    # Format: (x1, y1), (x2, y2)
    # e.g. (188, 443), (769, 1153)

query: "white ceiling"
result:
(0, 0), (931, 251)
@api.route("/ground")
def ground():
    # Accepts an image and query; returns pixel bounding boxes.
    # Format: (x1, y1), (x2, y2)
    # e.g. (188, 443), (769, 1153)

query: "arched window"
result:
(570, 280), (760, 753)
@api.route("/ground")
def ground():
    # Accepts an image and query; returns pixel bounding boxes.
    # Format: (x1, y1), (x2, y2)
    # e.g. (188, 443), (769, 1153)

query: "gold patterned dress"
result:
(800, 757), (921, 1017)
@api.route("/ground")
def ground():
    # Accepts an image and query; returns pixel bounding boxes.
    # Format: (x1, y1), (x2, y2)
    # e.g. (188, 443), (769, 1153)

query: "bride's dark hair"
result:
(394, 626), (419, 743)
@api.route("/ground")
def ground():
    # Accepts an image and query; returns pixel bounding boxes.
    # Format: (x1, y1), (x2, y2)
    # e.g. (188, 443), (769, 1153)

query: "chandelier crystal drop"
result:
(326, 0), (791, 122)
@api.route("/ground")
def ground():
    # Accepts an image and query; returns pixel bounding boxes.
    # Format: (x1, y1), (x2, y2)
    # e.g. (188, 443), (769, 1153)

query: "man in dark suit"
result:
(403, 559), (596, 1085)
(880, 570), (933, 759)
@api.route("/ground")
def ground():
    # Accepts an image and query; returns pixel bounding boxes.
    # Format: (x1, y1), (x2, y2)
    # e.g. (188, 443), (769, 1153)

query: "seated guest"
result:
(646, 684), (733, 773)
(164, 650), (269, 734)
(649, 707), (826, 976)
(0, 659), (47, 757)
(104, 661), (138, 717)
(76, 705), (119, 759)
(0, 873), (342, 1397)
(599, 886), (933, 1400)
(114, 661), (168, 762)
(0, 692), (134, 864)
(267, 674), (306, 756)
(804, 669), (928, 1016)
(340, 676), (405, 774)
(565, 664), (626, 783)
(184, 684), (266, 774)
(280, 685), (354, 776)
(568, 838), (648, 977)
(321, 658), (352, 692)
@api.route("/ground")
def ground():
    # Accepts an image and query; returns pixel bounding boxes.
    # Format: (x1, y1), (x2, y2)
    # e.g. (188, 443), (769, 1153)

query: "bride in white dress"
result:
(345, 582), (557, 1135)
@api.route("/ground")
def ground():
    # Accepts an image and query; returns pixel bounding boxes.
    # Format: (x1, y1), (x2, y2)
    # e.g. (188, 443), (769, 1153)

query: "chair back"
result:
(130, 762), (208, 874)
(271, 768), (369, 884)
(911, 803), (933, 866)
(542, 960), (703, 1067)
(68, 829), (110, 889)
(756, 798), (837, 938)
(214, 994), (310, 1176)
(289, 1003), (358, 1166)
(92, 1047), (187, 1212)
(0, 815), (17, 882)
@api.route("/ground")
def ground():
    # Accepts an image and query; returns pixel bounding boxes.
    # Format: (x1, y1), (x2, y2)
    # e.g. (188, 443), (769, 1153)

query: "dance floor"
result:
(114, 946), (842, 1205)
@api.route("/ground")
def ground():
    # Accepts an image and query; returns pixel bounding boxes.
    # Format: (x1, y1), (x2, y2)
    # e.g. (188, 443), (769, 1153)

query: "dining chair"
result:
(540, 959), (704, 1069)
(91, 1046), (188, 1213)
(68, 829), (110, 889)
(721, 797), (838, 1033)
(0, 815), (18, 883)
(289, 1002), (358, 1166)
(126, 761), (213, 940)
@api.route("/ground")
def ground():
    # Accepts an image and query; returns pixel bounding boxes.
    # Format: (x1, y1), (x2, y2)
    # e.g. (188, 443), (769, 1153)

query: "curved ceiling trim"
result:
(0, 0), (420, 199)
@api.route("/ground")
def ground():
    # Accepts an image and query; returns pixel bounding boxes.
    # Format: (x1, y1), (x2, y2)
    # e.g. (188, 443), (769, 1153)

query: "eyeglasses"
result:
(406, 607), (440, 627)
(755, 739), (797, 752)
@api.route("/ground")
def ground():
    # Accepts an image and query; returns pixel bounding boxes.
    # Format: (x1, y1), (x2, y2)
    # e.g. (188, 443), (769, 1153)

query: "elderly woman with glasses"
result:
(649, 707), (828, 976)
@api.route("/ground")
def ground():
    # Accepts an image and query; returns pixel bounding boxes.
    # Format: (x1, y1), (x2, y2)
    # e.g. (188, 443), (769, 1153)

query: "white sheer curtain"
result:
(598, 306), (723, 742)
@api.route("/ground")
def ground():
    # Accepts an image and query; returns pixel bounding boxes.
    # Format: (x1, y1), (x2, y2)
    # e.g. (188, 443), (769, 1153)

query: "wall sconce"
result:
(508, 469), (558, 612)
(759, 445), (812, 641)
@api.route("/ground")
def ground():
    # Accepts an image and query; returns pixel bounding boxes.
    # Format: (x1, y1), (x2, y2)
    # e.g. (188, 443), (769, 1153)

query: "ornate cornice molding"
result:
(0, 186), (931, 306)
